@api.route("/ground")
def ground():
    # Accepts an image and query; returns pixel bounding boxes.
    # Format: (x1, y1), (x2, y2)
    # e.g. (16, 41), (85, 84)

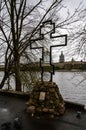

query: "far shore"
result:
(0, 61), (86, 71)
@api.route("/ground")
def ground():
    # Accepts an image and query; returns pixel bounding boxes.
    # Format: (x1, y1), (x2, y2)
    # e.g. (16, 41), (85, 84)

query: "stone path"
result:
(0, 94), (86, 130)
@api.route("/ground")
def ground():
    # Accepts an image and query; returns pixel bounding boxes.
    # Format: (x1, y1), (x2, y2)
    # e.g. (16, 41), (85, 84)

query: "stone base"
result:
(26, 81), (65, 118)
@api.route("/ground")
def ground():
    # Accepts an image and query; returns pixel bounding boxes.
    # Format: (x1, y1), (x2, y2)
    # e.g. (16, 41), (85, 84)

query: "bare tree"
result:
(0, 0), (84, 91)
(0, 0), (63, 91)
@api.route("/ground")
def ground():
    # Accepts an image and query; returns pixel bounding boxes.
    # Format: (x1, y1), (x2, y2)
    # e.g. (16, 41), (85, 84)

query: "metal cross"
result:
(30, 20), (67, 82)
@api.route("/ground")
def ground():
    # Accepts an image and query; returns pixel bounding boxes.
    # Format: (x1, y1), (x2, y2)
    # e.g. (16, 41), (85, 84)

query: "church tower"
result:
(59, 51), (65, 63)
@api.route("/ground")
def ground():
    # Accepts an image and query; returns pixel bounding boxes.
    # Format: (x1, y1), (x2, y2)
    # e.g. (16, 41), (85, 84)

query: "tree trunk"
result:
(14, 52), (21, 91)
(0, 73), (8, 89)
(0, 54), (22, 91)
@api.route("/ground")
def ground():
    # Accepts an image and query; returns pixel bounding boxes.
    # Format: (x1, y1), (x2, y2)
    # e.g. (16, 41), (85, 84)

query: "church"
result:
(59, 51), (65, 63)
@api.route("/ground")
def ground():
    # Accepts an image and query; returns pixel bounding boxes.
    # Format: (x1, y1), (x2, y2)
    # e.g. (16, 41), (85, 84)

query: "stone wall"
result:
(26, 81), (65, 118)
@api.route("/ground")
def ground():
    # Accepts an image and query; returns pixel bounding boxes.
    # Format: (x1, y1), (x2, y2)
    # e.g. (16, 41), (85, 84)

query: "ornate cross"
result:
(30, 20), (67, 82)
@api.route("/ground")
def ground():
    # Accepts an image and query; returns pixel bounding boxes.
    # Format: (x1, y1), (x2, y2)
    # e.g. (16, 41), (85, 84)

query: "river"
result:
(0, 71), (86, 107)
(54, 71), (86, 107)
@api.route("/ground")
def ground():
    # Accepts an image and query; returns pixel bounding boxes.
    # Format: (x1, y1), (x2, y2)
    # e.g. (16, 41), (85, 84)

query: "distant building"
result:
(59, 51), (65, 63)
(71, 58), (75, 62)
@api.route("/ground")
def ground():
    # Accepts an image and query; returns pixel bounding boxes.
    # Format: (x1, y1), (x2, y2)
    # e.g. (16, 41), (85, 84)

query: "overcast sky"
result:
(30, 0), (86, 9)
(1, 0), (86, 64)
(54, 0), (86, 62)
(28, 0), (86, 62)
(63, 0), (86, 9)
(59, 0), (86, 62)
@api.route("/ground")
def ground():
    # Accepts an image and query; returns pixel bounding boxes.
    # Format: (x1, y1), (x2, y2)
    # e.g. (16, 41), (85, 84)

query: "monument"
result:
(26, 20), (67, 118)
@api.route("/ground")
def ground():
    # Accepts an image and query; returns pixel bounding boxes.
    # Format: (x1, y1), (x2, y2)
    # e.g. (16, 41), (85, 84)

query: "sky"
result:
(0, 0), (86, 64)
(30, 0), (86, 9)
(63, 0), (85, 9)
(66, 0), (86, 61)
(60, 0), (85, 17)
(53, 0), (86, 62)
(28, 0), (86, 62)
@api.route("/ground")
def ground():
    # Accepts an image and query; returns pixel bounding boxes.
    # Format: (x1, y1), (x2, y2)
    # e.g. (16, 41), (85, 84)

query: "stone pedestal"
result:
(26, 81), (65, 118)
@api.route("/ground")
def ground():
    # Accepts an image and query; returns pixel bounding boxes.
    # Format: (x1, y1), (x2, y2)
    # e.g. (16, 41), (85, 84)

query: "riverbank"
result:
(0, 89), (85, 111)
(0, 61), (86, 71)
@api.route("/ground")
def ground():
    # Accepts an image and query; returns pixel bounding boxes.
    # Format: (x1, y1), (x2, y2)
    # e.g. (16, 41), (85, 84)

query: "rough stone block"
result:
(26, 81), (65, 118)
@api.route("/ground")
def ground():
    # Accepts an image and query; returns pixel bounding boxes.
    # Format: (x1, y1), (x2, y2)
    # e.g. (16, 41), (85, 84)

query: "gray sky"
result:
(64, 0), (86, 61)
(63, 0), (86, 8)
(1, 0), (86, 64)
(29, 0), (86, 8)
(63, 0), (86, 14)
(28, 0), (86, 62)
(55, 0), (86, 62)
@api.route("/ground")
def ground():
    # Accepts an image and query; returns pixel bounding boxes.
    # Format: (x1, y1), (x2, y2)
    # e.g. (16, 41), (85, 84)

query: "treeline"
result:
(0, 61), (86, 72)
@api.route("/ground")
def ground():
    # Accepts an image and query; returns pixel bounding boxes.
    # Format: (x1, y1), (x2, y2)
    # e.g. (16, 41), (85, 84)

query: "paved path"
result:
(0, 95), (86, 130)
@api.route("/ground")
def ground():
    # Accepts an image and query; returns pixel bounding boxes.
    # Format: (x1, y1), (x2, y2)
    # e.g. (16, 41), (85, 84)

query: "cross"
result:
(30, 20), (67, 82)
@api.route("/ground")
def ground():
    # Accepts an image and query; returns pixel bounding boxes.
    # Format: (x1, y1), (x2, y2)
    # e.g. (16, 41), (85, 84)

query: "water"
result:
(54, 71), (86, 106)
(0, 71), (86, 106)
